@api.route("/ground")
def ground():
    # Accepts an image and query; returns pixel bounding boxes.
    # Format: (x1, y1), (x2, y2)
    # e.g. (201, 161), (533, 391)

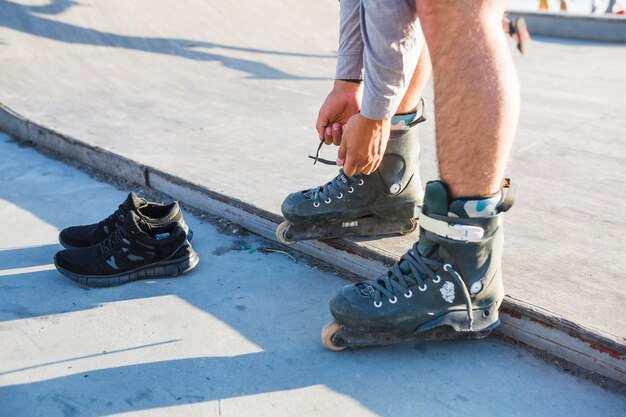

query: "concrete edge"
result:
(507, 10), (626, 42)
(1, 103), (624, 384)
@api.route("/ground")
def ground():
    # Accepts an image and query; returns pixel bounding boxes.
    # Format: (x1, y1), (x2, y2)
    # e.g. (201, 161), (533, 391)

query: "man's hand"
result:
(316, 80), (362, 145)
(338, 114), (390, 176)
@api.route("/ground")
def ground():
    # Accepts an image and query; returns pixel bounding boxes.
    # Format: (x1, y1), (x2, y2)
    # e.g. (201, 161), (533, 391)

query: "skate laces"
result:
(305, 169), (364, 206)
(360, 242), (474, 324)
(308, 140), (337, 166)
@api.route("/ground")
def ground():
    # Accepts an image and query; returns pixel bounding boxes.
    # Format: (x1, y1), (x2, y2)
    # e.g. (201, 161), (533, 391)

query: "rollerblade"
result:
(321, 179), (515, 350)
(277, 108), (426, 244)
(508, 17), (531, 55)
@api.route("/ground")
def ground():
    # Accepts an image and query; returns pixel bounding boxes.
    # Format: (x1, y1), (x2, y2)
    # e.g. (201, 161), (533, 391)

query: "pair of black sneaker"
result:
(54, 193), (199, 287)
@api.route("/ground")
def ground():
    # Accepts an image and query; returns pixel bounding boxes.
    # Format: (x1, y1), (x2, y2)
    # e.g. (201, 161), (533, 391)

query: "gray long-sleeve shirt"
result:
(335, 0), (424, 120)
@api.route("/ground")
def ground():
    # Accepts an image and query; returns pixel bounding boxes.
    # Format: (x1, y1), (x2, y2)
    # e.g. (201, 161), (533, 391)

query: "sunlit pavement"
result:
(1, 135), (624, 416)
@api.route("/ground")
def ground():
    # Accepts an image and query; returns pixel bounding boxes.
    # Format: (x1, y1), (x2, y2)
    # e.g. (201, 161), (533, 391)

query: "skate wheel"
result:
(473, 329), (492, 340)
(276, 221), (296, 245)
(398, 218), (418, 235)
(321, 320), (346, 351)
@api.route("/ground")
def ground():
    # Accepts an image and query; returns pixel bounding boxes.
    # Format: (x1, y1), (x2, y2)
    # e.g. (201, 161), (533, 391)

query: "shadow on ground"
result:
(0, 0), (333, 80)
(0, 136), (623, 416)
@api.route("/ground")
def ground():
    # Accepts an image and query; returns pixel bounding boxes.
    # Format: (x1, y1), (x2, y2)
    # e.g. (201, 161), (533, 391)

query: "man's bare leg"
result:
(416, 0), (519, 198)
(321, 0), (520, 352)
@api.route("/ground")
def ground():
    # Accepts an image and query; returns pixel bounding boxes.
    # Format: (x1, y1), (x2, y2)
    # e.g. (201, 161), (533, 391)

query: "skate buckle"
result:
(419, 212), (485, 241)
(447, 224), (484, 241)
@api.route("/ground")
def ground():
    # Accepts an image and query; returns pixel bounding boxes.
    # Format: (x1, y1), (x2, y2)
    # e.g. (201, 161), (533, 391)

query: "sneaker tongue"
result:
(121, 192), (148, 213)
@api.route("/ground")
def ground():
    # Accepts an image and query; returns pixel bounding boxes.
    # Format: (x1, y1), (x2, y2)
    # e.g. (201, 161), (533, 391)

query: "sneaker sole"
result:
(54, 251), (200, 287)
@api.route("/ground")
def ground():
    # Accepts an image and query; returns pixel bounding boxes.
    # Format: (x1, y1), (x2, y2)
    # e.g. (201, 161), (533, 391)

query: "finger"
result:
(337, 140), (347, 167)
(324, 126), (334, 145)
(360, 160), (377, 176)
(343, 154), (359, 176)
(316, 111), (328, 140)
(372, 154), (384, 172)
(331, 123), (342, 146)
(365, 154), (384, 175)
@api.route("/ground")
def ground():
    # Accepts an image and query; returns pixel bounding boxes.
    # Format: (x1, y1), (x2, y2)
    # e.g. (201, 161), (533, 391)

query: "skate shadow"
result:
(0, 0), (333, 80)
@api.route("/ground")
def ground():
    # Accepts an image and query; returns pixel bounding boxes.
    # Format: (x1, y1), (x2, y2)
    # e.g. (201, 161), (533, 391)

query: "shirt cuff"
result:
(335, 54), (364, 80)
(360, 93), (395, 120)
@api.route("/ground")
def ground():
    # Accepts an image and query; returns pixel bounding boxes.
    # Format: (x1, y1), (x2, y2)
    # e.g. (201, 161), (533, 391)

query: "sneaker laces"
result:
(359, 242), (474, 326)
(99, 204), (127, 232)
(99, 225), (128, 253)
(304, 169), (363, 205)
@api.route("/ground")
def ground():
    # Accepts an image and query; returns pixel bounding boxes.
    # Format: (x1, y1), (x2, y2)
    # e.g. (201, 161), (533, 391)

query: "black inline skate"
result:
(277, 108), (426, 244)
(321, 179), (515, 350)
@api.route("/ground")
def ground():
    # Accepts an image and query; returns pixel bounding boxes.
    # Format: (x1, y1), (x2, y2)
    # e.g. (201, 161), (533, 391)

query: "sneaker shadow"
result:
(0, 244), (59, 272)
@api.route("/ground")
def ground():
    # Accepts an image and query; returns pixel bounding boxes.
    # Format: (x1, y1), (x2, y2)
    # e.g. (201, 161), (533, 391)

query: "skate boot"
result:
(277, 108), (426, 244)
(321, 179), (515, 350)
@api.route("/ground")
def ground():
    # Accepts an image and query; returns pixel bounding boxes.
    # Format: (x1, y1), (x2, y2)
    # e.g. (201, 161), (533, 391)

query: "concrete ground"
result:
(1, 134), (625, 416)
(0, 0), (624, 346)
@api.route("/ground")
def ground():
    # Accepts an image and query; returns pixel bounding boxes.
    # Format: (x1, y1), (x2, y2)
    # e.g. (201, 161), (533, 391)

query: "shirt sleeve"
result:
(335, 0), (365, 80)
(359, 0), (424, 120)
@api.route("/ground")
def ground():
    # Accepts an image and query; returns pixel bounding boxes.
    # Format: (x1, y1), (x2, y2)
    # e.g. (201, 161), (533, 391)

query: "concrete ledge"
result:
(1, 103), (624, 384)
(0, 105), (147, 186)
(507, 10), (626, 42)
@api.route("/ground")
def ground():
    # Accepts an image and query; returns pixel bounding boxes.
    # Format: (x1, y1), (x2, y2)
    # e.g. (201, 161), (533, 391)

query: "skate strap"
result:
(418, 211), (485, 241)
(497, 178), (515, 213)
(408, 98), (427, 127)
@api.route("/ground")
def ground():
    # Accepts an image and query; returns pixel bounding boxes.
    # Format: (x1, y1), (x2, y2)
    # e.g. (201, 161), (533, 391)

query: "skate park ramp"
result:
(0, 1), (625, 381)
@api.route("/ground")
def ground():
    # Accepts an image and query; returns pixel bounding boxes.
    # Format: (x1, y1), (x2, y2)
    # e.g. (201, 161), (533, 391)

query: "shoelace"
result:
(99, 205), (127, 231)
(99, 226), (128, 253)
(308, 140), (337, 166)
(360, 242), (474, 326)
(306, 169), (363, 206)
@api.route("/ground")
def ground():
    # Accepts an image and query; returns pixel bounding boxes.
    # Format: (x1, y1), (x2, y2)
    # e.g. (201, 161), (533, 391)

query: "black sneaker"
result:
(54, 211), (199, 287)
(58, 192), (192, 249)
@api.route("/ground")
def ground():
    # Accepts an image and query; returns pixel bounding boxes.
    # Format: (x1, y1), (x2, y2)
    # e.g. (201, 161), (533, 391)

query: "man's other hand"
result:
(316, 80), (362, 146)
(337, 114), (390, 176)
